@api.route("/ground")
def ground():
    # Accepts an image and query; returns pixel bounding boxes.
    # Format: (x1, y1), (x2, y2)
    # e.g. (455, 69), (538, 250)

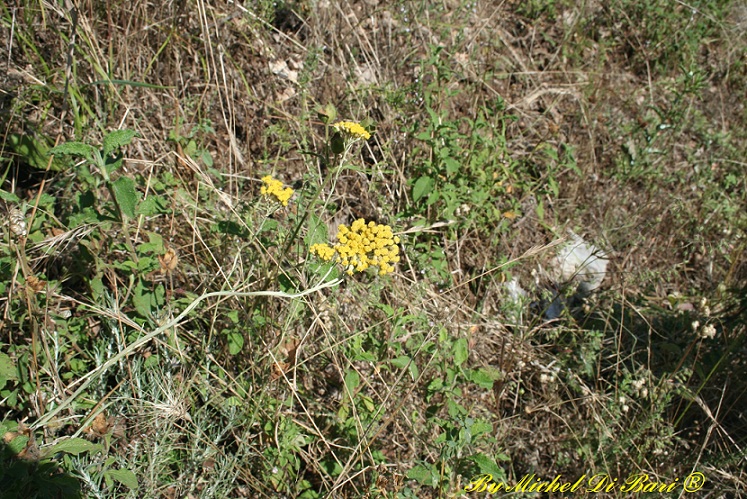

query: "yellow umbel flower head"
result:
(310, 219), (400, 276)
(332, 121), (371, 141)
(260, 175), (294, 207)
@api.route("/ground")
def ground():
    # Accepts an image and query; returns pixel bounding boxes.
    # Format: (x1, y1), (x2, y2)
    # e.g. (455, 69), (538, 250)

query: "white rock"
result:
(553, 231), (609, 295)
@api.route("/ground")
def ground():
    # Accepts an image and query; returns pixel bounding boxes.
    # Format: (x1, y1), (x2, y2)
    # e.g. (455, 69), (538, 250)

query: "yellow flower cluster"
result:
(260, 175), (294, 206)
(310, 219), (401, 275)
(333, 121), (371, 140)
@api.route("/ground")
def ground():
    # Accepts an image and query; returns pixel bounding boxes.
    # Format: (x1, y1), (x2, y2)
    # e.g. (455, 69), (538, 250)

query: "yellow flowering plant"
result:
(260, 175), (294, 207)
(310, 219), (401, 276)
(332, 121), (371, 141)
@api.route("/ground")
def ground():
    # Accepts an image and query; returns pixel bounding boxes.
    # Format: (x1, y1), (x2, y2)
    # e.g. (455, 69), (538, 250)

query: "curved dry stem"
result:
(31, 273), (342, 430)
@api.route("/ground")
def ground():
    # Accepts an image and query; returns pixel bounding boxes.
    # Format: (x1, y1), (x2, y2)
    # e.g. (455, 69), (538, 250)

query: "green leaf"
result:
(133, 279), (155, 318)
(87, 79), (173, 90)
(136, 195), (171, 216)
(407, 464), (438, 487)
(11, 134), (68, 171)
(6, 434), (28, 454)
(471, 420), (493, 437)
(102, 129), (137, 157)
(361, 395), (376, 412)
(224, 396), (244, 407)
(0, 189), (20, 202)
(111, 176), (140, 219)
(330, 132), (345, 154)
(344, 370), (360, 393)
(227, 331), (244, 355)
(469, 366), (503, 389)
(305, 213), (328, 247)
(49, 141), (96, 160)
(413, 175), (435, 203)
(136, 256), (157, 273)
(535, 199), (544, 220)
(199, 149), (213, 167)
(48, 437), (102, 456)
(0, 352), (17, 391)
(105, 469), (139, 490)
(470, 453), (508, 482)
(143, 353), (160, 369)
(90, 277), (105, 302)
(137, 232), (164, 254)
(453, 337), (469, 366)
(390, 355), (411, 369)
(444, 157), (460, 176)
(316, 103), (337, 124)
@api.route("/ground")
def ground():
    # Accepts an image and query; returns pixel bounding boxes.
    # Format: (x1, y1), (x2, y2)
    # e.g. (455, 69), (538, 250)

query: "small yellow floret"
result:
(333, 121), (371, 140)
(260, 175), (294, 206)
(310, 243), (336, 261)
(308, 218), (400, 276)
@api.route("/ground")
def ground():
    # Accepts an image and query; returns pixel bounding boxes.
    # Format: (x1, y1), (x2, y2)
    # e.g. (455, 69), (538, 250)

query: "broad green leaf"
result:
(48, 437), (102, 456)
(89, 277), (105, 302)
(105, 469), (139, 490)
(224, 396), (243, 407)
(390, 355), (411, 369)
(344, 370), (360, 393)
(0, 189), (20, 202)
(391, 356), (419, 379)
(469, 366), (503, 389)
(136, 256), (157, 273)
(111, 176), (139, 219)
(137, 232), (164, 254)
(305, 212), (328, 246)
(407, 464), (437, 487)
(11, 134), (68, 171)
(133, 279), (155, 318)
(49, 141), (96, 160)
(470, 452), (508, 482)
(102, 129), (137, 157)
(0, 352), (17, 390)
(136, 195), (171, 216)
(143, 353), (160, 369)
(471, 420), (493, 437)
(316, 103), (337, 124)
(453, 337), (469, 366)
(227, 331), (244, 355)
(199, 149), (213, 167)
(361, 395), (376, 412)
(444, 157), (460, 176)
(412, 175), (434, 203)
(330, 132), (345, 154)
(6, 434), (28, 454)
